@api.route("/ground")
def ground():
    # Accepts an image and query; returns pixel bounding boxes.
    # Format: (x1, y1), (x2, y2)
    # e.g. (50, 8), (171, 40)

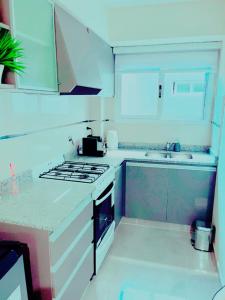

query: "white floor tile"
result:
(82, 218), (221, 300)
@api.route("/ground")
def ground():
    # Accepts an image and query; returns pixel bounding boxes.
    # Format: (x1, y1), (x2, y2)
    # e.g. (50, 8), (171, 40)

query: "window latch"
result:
(159, 85), (162, 98)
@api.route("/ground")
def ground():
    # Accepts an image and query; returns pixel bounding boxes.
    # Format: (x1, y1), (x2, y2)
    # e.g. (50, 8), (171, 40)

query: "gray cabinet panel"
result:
(50, 201), (93, 265)
(167, 168), (216, 225)
(115, 163), (125, 227)
(52, 221), (93, 297)
(59, 246), (93, 300)
(125, 163), (167, 221)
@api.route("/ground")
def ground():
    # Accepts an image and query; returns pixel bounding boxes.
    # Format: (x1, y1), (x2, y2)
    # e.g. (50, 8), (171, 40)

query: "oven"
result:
(94, 180), (115, 274)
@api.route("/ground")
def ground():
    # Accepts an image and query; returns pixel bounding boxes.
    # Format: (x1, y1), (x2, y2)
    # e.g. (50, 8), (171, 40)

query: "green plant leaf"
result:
(0, 29), (25, 74)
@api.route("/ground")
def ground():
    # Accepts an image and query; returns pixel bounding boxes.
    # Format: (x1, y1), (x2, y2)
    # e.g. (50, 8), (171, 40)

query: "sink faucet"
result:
(166, 142), (173, 151)
(166, 142), (170, 151)
(166, 142), (181, 152)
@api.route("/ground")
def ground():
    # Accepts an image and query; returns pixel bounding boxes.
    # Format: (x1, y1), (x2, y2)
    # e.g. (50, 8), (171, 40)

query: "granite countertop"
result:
(72, 149), (217, 168)
(0, 178), (95, 232)
(0, 148), (216, 232)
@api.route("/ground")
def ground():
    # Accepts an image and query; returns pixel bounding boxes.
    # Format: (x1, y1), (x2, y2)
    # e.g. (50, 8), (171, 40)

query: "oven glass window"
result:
(95, 194), (114, 246)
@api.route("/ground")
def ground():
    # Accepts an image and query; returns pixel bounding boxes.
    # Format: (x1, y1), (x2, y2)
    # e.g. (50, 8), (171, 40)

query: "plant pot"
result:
(0, 65), (4, 83)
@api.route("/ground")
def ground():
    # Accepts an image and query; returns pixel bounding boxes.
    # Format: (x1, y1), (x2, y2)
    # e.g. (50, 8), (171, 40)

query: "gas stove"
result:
(39, 158), (115, 275)
(39, 161), (110, 183)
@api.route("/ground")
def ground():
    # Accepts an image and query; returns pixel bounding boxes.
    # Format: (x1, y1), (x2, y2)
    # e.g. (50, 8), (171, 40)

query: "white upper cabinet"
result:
(10, 0), (58, 92)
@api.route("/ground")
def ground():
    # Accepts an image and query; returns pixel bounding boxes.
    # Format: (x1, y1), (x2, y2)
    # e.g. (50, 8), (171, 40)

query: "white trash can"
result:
(195, 220), (213, 252)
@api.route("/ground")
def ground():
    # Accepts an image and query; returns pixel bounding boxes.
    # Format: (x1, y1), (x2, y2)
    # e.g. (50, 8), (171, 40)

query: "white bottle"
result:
(107, 130), (118, 150)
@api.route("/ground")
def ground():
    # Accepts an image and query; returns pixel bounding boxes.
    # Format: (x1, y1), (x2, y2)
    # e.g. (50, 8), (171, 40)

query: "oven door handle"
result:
(95, 181), (115, 206)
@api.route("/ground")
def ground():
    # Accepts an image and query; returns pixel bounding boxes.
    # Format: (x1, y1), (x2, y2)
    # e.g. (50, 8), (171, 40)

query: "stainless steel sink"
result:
(145, 151), (193, 160)
(145, 151), (171, 159)
(170, 153), (193, 160)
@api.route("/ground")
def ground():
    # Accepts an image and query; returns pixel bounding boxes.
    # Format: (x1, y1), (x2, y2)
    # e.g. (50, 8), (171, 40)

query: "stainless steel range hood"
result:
(55, 5), (114, 96)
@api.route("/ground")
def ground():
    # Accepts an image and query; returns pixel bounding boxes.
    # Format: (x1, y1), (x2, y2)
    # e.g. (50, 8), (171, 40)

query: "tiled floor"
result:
(82, 218), (221, 300)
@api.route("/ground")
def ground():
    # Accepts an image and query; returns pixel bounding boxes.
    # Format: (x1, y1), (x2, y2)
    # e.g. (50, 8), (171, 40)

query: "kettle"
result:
(107, 130), (118, 150)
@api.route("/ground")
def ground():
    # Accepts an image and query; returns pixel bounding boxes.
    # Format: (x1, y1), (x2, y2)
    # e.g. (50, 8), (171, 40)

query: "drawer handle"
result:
(95, 182), (115, 206)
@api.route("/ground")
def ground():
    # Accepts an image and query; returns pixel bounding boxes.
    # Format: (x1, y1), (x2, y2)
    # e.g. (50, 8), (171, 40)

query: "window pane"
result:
(176, 83), (191, 94)
(120, 72), (159, 117)
(193, 83), (205, 93)
(162, 72), (207, 121)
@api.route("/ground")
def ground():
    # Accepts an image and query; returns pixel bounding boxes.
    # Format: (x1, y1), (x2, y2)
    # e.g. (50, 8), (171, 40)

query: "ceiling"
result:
(55, 0), (224, 46)
(103, 0), (206, 7)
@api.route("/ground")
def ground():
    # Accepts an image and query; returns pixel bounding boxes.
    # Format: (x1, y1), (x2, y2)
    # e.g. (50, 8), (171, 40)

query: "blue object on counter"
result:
(174, 142), (181, 152)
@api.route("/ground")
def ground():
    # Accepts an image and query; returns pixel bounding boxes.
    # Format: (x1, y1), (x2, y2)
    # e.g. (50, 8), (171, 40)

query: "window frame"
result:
(115, 69), (162, 121)
(115, 68), (216, 124)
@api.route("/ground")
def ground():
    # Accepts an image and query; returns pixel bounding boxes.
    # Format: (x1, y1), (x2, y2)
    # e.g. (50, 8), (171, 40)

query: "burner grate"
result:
(39, 161), (110, 183)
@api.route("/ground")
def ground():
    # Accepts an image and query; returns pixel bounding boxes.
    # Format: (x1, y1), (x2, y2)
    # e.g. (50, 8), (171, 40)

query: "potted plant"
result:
(0, 30), (25, 83)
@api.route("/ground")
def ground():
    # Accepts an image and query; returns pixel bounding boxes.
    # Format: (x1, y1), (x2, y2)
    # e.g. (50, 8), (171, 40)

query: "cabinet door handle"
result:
(159, 85), (162, 98)
(126, 162), (216, 172)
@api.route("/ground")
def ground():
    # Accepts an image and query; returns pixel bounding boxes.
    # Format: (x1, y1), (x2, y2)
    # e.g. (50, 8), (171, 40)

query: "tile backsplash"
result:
(0, 169), (33, 198)
(119, 142), (210, 153)
(0, 92), (100, 181)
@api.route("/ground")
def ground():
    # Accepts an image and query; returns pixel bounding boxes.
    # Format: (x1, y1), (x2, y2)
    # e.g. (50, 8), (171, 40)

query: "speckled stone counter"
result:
(0, 148), (216, 232)
(70, 149), (217, 168)
(0, 178), (95, 232)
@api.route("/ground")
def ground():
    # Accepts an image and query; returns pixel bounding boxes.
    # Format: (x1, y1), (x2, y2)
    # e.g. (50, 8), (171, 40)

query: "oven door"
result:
(94, 182), (115, 247)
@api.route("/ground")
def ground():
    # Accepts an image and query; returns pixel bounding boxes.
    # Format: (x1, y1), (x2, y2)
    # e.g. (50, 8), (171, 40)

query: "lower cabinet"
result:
(50, 200), (94, 300)
(114, 163), (125, 227)
(53, 245), (93, 300)
(126, 161), (216, 225)
(167, 166), (216, 225)
(125, 162), (168, 221)
(0, 197), (94, 300)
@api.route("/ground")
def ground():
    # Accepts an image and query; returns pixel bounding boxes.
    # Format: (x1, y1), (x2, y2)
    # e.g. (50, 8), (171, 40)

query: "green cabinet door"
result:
(11, 0), (58, 92)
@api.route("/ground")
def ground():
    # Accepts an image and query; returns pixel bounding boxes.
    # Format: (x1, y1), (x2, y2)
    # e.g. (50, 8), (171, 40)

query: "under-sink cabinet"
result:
(125, 162), (216, 225)
(0, 197), (94, 300)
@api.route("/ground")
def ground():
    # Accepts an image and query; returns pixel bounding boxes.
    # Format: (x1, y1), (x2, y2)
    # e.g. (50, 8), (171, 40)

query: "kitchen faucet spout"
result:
(166, 142), (181, 152)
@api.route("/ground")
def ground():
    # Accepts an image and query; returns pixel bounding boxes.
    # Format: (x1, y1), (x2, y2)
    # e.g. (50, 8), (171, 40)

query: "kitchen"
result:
(0, 0), (225, 299)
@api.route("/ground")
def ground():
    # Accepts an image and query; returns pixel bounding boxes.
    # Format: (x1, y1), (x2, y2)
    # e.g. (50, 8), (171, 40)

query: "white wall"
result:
(103, 97), (212, 145)
(54, 0), (109, 42)
(0, 92), (100, 181)
(212, 43), (225, 285)
(107, 0), (225, 45)
(103, 46), (219, 146)
(213, 108), (225, 284)
(211, 43), (225, 156)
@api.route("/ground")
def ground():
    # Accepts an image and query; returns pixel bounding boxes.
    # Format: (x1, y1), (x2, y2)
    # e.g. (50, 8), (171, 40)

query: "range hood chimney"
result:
(55, 5), (104, 95)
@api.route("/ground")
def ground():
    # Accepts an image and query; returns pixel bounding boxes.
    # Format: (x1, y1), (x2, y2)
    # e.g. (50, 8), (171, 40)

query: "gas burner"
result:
(68, 164), (74, 169)
(79, 174), (89, 180)
(39, 161), (110, 183)
(55, 172), (61, 176)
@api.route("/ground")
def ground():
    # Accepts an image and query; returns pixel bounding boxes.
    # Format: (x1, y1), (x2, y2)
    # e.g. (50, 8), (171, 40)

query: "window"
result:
(161, 72), (208, 121)
(115, 49), (218, 122)
(119, 72), (159, 118)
